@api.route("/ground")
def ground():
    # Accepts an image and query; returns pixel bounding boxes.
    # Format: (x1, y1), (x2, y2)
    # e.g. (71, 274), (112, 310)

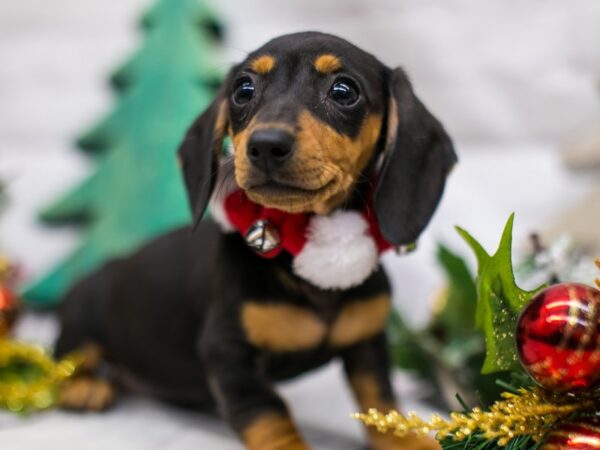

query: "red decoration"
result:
(516, 283), (600, 391)
(223, 189), (393, 259)
(541, 417), (600, 450)
(0, 283), (20, 336)
(224, 190), (310, 258)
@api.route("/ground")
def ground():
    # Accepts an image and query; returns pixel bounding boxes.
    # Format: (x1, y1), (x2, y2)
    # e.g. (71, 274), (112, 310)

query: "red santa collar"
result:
(210, 185), (394, 290)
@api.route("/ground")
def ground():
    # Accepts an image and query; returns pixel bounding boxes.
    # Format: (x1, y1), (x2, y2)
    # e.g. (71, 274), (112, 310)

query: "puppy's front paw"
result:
(58, 377), (115, 411)
(242, 414), (312, 450)
(370, 432), (441, 450)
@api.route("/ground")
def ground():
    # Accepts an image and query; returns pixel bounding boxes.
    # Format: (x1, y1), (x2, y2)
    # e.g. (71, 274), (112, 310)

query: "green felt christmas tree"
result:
(24, 0), (223, 307)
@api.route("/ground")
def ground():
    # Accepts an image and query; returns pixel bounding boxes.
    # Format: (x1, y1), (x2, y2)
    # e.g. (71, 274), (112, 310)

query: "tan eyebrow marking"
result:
(249, 55), (276, 74)
(314, 54), (342, 73)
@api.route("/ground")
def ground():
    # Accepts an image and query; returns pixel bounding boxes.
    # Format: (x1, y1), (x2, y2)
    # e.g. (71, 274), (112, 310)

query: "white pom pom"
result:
(293, 211), (378, 289)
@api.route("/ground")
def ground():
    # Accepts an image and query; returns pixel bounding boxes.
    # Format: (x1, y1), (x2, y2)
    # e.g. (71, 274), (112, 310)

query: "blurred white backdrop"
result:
(1, 1), (599, 448)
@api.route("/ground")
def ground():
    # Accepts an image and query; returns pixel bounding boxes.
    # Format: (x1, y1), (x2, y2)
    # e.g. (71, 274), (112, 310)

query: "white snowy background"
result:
(1, 0), (600, 448)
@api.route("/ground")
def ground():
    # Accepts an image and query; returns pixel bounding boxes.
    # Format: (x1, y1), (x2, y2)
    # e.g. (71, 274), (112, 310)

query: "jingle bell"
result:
(245, 220), (281, 255)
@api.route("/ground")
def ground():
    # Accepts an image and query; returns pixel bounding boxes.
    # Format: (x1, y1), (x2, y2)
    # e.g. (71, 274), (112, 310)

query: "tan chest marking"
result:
(242, 294), (390, 352)
(241, 303), (327, 352)
(329, 294), (391, 348)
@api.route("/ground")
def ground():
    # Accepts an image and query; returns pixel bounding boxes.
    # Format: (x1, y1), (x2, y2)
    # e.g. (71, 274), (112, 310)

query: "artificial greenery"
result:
(388, 243), (515, 408)
(456, 214), (542, 374)
(389, 215), (548, 407)
(439, 433), (541, 450)
(380, 215), (588, 450)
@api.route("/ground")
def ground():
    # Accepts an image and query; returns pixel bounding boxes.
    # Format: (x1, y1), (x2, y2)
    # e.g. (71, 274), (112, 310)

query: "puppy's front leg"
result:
(342, 333), (440, 450)
(201, 328), (310, 450)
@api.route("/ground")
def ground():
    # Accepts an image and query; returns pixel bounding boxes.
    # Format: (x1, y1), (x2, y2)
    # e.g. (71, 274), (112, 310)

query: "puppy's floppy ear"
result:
(178, 84), (229, 229)
(374, 68), (457, 246)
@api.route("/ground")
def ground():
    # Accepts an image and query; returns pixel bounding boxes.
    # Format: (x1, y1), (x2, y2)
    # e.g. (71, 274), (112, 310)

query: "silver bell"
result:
(245, 219), (281, 254)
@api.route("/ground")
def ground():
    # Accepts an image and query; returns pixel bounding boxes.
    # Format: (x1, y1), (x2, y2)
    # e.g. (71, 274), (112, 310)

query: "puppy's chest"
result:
(240, 293), (390, 352)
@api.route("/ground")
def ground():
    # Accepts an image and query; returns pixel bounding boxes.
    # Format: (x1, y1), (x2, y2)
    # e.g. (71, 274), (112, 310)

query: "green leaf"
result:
(456, 214), (540, 374)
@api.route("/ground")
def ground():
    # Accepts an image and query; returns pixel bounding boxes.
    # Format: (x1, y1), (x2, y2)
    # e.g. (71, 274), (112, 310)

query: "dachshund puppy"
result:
(56, 32), (456, 450)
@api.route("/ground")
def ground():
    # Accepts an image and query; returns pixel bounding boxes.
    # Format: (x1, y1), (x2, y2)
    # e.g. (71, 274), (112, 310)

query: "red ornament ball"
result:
(0, 283), (20, 336)
(516, 282), (600, 391)
(541, 417), (600, 450)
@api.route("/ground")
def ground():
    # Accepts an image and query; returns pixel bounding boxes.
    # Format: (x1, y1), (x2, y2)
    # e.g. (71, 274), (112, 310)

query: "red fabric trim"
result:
(224, 190), (310, 258)
(363, 205), (393, 253)
(363, 180), (394, 254)
(223, 188), (392, 258)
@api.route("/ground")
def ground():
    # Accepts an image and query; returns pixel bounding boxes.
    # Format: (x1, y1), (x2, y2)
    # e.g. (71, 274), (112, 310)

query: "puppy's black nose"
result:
(247, 128), (294, 171)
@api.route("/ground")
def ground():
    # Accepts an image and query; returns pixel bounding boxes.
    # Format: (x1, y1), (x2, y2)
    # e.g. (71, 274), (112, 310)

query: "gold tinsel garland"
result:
(354, 388), (599, 446)
(0, 338), (82, 412)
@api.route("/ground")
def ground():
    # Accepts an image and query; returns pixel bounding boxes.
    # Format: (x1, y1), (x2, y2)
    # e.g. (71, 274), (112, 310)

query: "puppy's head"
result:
(179, 32), (457, 245)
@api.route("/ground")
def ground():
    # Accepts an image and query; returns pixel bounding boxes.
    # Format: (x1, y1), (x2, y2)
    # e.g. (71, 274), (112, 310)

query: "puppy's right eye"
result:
(232, 78), (255, 105)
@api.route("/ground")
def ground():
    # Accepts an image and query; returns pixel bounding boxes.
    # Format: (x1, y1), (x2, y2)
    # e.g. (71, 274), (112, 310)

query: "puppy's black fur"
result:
(57, 32), (456, 450)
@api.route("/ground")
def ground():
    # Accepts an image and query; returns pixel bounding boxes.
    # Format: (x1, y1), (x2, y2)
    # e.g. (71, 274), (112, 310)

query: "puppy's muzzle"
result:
(247, 128), (295, 173)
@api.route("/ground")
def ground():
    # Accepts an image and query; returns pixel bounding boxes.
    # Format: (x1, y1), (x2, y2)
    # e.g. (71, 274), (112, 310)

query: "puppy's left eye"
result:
(329, 79), (359, 106)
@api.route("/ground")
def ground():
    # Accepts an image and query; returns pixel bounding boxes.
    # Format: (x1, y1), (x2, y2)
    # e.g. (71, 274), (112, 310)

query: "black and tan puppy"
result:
(56, 32), (456, 450)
